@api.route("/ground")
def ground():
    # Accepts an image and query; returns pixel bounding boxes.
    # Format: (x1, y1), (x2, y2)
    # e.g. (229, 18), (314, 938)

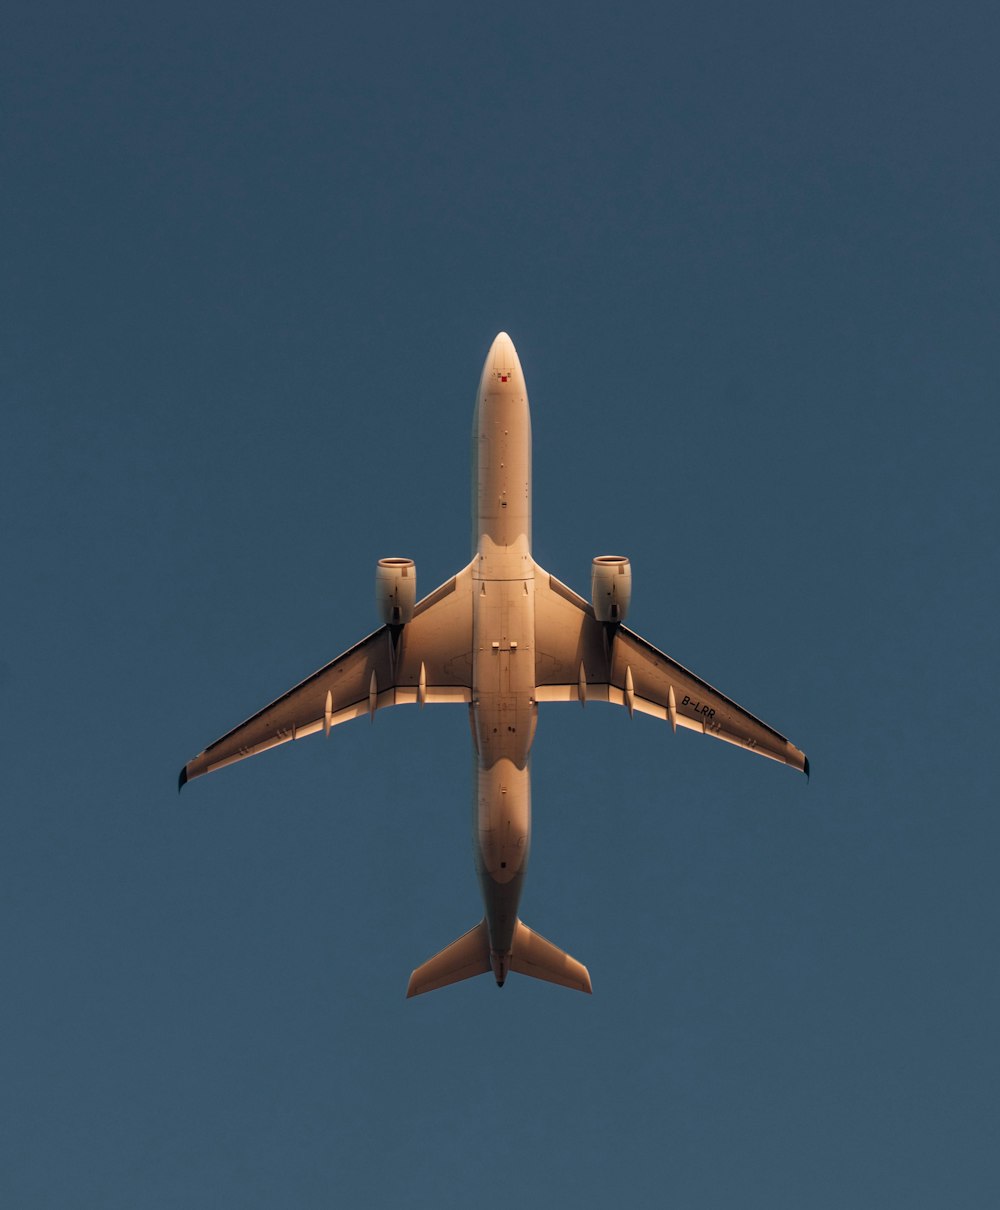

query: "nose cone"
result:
(482, 331), (523, 395)
(490, 330), (516, 363)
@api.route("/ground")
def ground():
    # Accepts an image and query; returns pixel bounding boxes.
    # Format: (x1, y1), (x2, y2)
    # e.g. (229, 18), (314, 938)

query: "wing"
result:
(533, 564), (808, 775)
(179, 562), (475, 787)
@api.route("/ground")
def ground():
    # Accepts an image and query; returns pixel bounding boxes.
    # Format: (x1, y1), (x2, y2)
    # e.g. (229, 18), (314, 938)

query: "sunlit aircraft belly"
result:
(470, 334), (536, 961)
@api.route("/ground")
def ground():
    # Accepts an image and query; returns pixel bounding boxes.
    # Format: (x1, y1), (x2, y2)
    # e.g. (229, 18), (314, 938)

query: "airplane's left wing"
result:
(179, 562), (475, 787)
(533, 564), (808, 775)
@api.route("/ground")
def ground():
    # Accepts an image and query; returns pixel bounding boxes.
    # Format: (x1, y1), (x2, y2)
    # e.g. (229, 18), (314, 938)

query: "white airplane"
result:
(179, 332), (808, 997)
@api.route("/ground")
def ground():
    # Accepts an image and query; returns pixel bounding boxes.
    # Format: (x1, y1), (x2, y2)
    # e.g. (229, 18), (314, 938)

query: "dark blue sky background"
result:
(3, 2), (998, 1205)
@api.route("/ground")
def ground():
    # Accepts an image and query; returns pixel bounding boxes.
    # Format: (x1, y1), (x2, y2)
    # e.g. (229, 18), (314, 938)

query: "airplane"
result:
(179, 332), (808, 997)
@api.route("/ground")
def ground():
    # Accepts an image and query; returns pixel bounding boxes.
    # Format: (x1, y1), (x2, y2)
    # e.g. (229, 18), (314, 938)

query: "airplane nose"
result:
(487, 331), (520, 388)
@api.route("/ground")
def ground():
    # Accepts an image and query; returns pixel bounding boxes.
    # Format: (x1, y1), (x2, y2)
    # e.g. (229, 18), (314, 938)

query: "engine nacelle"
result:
(591, 555), (632, 623)
(376, 557), (416, 626)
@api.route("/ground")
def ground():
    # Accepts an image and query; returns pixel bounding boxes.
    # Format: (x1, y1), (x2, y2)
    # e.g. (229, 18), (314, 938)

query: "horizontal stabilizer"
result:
(510, 920), (592, 994)
(406, 919), (491, 998)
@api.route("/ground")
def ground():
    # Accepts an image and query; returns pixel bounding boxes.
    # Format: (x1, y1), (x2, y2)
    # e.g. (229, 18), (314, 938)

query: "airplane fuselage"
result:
(471, 333), (536, 983)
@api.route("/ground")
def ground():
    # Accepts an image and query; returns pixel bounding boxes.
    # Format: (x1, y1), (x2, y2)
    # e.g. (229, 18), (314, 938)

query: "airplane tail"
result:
(509, 920), (592, 993)
(406, 918), (592, 997)
(406, 919), (491, 997)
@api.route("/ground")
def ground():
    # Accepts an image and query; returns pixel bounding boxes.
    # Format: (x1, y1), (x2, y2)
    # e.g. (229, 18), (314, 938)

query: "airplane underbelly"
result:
(471, 570), (537, 767)
(470, 567), (537, 942)
(475, 757), (530, 883)
(473, 371), (531, 552)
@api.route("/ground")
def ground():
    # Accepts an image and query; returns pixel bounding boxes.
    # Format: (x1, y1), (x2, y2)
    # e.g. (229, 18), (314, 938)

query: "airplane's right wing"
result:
(180, 562), (475, 787)
(533, 564), (808, 774)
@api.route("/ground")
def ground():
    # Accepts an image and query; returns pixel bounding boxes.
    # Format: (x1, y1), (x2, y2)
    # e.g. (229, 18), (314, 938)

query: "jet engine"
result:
(591, 555), (631, 623)
(376, 557), (416, 626)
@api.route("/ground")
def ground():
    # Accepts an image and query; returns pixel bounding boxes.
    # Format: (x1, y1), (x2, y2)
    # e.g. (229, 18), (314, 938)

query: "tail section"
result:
(509, 920), (592, 994)
(406, 919), (491, 997)
(406, 917), (592, 997)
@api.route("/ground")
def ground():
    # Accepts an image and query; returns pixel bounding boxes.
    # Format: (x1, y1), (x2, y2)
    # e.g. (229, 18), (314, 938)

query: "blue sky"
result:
(3, 2), (998, 1206)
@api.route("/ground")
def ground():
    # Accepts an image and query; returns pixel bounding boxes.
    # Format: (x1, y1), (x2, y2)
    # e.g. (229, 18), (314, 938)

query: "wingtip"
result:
(803, 756), (810, 782)
(178, 765), (188, 793)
